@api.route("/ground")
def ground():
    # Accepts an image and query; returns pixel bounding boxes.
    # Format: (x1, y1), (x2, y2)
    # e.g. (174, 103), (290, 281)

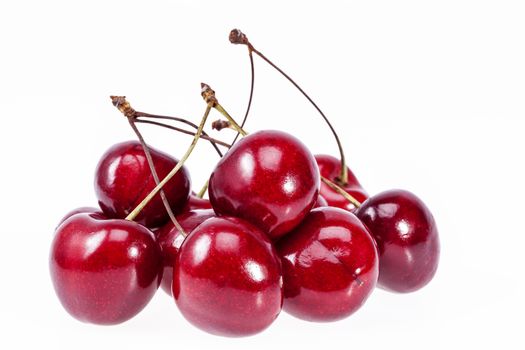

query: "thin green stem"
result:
(320, 176), (361, 208)
(214, 103), (248, 136)
(127, 119), (186, 236)
(196, 179), (209, 198)
(125, 104), (212, 225)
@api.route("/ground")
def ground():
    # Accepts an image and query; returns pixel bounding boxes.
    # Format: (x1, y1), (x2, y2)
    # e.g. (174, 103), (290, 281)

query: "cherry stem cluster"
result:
(110, 96), (185, 235)
(229, 29), (349, 186)
(123, 99), (213, 233)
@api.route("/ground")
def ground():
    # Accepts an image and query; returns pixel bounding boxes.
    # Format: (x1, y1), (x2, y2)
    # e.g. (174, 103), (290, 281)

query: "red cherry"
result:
(173, 216), (283, 337)
(276, 207), (378, 322)
(313, 194), (328, 208)
(315, 154), (368, 212)
(355, 190), (440, 293)
(95, 141), (191, 228)
(184, 195), (212, 211)
(50, 213), (162, 325)
(57, 206), (104, 226)
(156, 209), (215, 295)
(209, 130), (320, 240)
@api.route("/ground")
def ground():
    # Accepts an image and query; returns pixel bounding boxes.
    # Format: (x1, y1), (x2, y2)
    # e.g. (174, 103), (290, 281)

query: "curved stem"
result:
(196, 179), (209, 198)
(125, 104), (212, 225)
(320, 176), (361, 208)
(253, 48), (347, 184)
(127, 119), (186, 236)
(228, 30), (348, 185)
(232, 50), (254, 145)
(136, 113), (225, 157)
(135, 119), (230, 151)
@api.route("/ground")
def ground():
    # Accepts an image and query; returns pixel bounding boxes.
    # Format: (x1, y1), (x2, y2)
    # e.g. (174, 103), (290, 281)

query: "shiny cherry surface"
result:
(173, 216), (283, 337)
(313, 195), (328, 208)
(277, 207), (378, 322)
(95, 141), (191, 228)
(315, 154), (368, 212)
(184, 195), (212, 211)
(355, 189), (440, 293)
(50, 213), (162, 325)
(156, 209), (215, 295)
(209, 130), (320, 240)
(57, 206), (104, 226)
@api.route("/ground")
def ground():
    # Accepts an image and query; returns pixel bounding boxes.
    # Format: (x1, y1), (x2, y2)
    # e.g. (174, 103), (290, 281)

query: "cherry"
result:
(185, 194), (212, 211)
(209, 130), (320, 240)
(173, 216), (283, 337)
(276, 207), (378, 322)
(156, 209), (215, 295)
(355, 190), (440, 293)
(315, 154), (368, 212)
(95, 140), (191, 228)
(313, 195), (328, 208)
(57, 206), (104, 226)
(50, 212), (162, 325)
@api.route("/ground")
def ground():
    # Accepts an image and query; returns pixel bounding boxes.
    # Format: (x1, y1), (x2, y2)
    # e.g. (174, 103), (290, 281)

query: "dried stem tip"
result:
(212, 119), (231, 131)
(110, 96), (136, 119)
(201, 83), (218, 106)
(229, 29), (249, 45)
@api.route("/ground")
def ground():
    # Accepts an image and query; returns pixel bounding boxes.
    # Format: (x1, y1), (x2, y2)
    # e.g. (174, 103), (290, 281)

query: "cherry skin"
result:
(355, 189), (440, 293)
(173, 216), (283, 337)
(209, 130), (320, 240)
(95, 140), (191, 228)
(50, 213), (162, 325)
(156, 209), (215, 296)
(57, 206), (104, 226)
(313, 194), (328, 208)
(184, 194), (212, 211)
(276, 207), (378, 322)
(315, 154), (368, 212)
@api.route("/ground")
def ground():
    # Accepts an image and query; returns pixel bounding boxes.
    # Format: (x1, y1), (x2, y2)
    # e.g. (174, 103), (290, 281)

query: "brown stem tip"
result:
(110, 96), (136, 119)
(229, 29), (249, 45)
(212, 119), (231, 131)
(201, 83), (218, 106)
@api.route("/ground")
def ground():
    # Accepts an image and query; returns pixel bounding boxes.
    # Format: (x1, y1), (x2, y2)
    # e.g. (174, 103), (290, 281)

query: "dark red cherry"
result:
(50, 213), (162, 325)
(95, 140), (191, 228)
(173, 216), (283, 337)
(313, 195), (328, 208)
(315, 154), (368, 212)
(276, 207), (378, 322)
(209, 130), (320, 240)
(184, 195), (212, 211)
(156, 209), (215, 296)
(57, 206), (104, 226)
(355, 190), (440, 293)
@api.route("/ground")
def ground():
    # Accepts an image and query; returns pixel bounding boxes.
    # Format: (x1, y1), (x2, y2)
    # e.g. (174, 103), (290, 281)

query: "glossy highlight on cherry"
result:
(277, 207), (378, 321)
(50, 213), (162, 325)
(209, 130), (320, 240)
(173, 216), (283, 337)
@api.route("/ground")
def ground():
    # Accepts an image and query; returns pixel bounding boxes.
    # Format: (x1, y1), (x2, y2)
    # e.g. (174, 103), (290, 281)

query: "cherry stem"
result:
(126, 119), (187, 236)
(201, 83), (248, 136)
(125, 102), (213, 227)
(107, 98), (224, 157)
(196, 179), (209, 198)
(134, 119), (230, 150)
(320, 176), (361, 208)
(229, 29), (348, 185)
(231, 50), (255, 145)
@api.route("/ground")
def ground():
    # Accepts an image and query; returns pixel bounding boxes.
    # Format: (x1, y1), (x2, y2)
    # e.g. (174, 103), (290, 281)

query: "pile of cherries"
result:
(50, 30), (440, 337)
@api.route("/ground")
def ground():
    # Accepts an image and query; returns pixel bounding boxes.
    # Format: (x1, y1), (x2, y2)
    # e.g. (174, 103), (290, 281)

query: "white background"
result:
(1, 1), (524, 349)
